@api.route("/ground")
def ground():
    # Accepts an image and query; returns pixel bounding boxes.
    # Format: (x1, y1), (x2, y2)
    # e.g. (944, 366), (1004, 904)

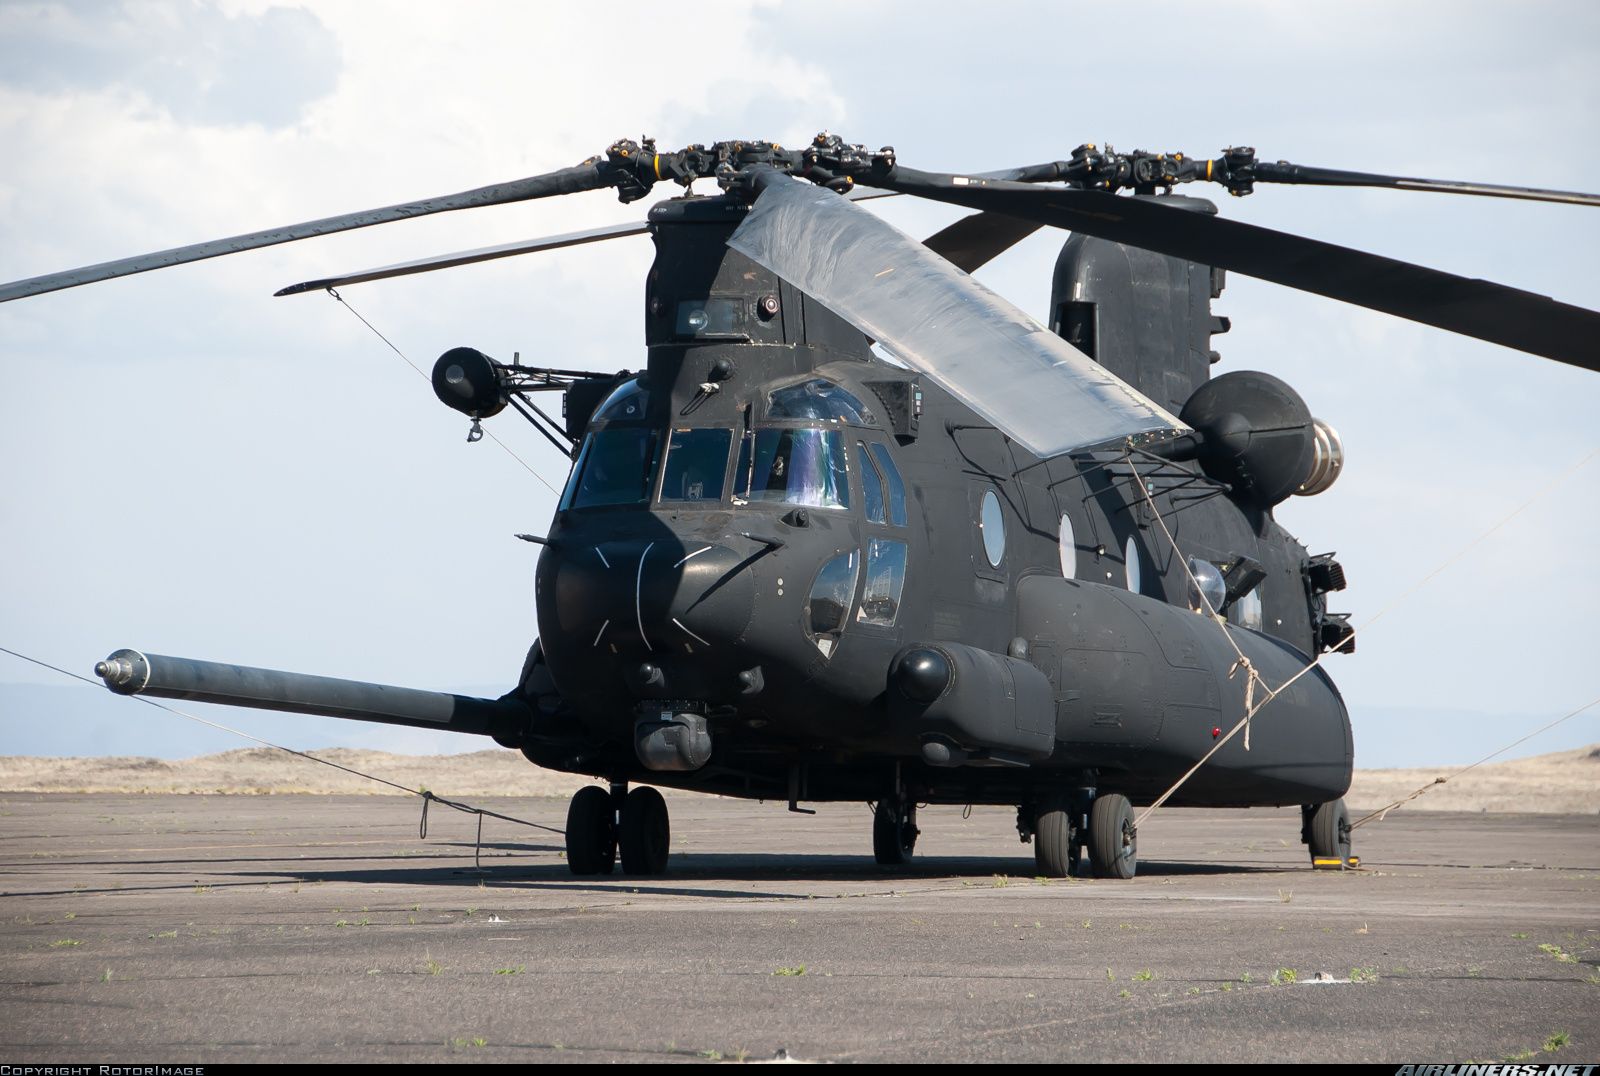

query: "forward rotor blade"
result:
(1251, 161), (1600, 208)
(922, 212), (1043, 272)
(875, 167), (1600, 373)
(0, 162), (614, 304)
(728, 173), (1184, 458)
(275, 221), (650, 296)
(274, 189), (898, 295)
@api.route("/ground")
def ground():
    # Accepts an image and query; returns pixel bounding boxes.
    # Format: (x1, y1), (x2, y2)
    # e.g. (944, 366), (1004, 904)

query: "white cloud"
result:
(1, 0), (1597, 765)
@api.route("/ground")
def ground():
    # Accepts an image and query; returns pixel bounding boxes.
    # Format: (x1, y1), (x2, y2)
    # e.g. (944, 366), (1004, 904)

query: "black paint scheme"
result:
(515, 194), (1353, 810)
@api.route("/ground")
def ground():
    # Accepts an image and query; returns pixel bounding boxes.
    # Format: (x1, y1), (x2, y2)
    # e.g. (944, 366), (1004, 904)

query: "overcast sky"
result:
(1, 0), (1596, 767)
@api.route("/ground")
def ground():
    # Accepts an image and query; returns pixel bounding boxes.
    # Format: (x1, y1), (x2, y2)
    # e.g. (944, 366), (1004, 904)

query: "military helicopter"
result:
(6, 134), (1597, 880)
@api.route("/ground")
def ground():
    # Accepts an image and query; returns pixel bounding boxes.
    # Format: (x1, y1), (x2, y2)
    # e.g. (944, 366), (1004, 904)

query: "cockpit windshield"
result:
(561, 428), (660, 510)
(594, 378), (651, 422)
(734, 428), (851, 510)
(767, 378), (877, 425)
(660, 428), (732, 503)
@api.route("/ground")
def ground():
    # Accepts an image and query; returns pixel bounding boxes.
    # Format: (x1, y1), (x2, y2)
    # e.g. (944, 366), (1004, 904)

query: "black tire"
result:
(1307, 798), (1351, 863)
(565, 785), (616, 876)
(872, 801), (918, 865)
(1034, 798), (1079, 878)
(620, 786), (671, 875)
(1088, 793), (1137, 879)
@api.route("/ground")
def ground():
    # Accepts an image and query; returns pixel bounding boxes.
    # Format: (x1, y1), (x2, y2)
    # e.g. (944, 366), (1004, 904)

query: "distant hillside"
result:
(2, 743), (1596, 813)
(1346, 744), (1599, 815)
(3, 679), (1596, 768)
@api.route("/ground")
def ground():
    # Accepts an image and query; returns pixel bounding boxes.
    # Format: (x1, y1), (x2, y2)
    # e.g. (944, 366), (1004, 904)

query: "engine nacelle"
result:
(1295, 418), (1345, 497)
(1178, 370), (1314, 508)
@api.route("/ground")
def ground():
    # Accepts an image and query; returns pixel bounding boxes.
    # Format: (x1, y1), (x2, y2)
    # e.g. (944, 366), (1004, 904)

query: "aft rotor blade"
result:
(922, 212), (1043, 272)
(875, 167), (1600, 373)
(1250, 161), (1600, 208)
(275, 221), (651, 296)
(727, 172), (1184, 459)
(0, 162), (614, 304)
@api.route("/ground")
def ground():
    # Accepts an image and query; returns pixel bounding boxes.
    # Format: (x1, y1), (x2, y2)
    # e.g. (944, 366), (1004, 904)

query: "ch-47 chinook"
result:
(7, 134), (1598, 880)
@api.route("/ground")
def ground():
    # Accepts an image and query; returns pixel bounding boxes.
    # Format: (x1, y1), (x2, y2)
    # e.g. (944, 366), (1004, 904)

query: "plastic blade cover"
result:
(727, 173), (1183, 457)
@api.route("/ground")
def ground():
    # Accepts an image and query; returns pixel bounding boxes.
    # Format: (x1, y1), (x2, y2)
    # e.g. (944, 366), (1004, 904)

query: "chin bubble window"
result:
(979, 490), (1005, 567)
(806, 550), (859, 657)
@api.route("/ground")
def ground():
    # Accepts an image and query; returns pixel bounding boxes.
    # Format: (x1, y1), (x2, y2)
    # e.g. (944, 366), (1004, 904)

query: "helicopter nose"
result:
(550, 539), (755, 654)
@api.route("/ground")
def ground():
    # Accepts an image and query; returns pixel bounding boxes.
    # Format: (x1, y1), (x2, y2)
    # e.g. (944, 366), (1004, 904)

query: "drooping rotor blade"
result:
(872, 167), (1600, 373)
(275, 222), (651, 296)
(1248, 161), (1600, 208)
(922, 212), (1044, 272)
(727, 172), (1184, 458)
(274, 189), (898, 295)
(0, 162), (617, 304)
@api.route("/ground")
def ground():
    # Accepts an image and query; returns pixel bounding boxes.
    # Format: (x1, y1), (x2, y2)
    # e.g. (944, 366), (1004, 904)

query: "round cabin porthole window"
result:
(1124, 536), (1142, 594)
(980, 490), (1005, 568)
(1058, 512), (1076, 578)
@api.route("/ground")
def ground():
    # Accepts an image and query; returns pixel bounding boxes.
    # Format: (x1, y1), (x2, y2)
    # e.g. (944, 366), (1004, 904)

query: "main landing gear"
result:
(872, 798), (920, 865)
(565, 782), (671, 876)
(1028, 791), (1137, 879)
(1302, 797), (1353, 868)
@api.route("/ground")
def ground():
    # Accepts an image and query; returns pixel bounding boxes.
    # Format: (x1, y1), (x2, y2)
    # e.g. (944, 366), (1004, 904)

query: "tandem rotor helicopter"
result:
(6, 133), (1598, 879)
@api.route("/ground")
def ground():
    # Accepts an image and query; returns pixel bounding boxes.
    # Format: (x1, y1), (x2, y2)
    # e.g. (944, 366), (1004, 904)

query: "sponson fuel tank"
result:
(1014, 576), (1353, 806)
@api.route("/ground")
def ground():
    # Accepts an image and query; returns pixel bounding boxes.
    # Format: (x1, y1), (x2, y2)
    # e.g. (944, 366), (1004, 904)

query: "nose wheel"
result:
(564, 785), (616, 875)
(620, 786), (671, 875)
(565, 783), (673, 876)
(872, 799), (919, 865)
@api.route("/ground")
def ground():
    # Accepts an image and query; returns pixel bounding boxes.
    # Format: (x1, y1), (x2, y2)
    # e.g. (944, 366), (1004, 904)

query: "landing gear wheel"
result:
(1306, 798), (1351, 864)
(565, 785), (616, 876)
(1088, 793), (1137, 879)
(873, 800), (919, 865)
(620, 786), (671, 875)
(1033, 797), (1081, 879)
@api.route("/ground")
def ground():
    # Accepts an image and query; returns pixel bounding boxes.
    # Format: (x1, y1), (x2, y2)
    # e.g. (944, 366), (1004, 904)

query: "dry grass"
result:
(1345, 745), (1600, 815)
(0, 746), (591, 798)
(2, 743), (1597, 812)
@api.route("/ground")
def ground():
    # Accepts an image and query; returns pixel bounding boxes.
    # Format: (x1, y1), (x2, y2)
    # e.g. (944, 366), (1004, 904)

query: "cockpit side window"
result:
(867, 442), (907, 526)
(734, 428), (851, 510)
(859, 441), (886, 524)
(858, 537), (908, 627)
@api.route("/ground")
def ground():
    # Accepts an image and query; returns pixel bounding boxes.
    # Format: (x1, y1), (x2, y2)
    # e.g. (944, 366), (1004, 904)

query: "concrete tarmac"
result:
(1, 792), (1595, 1064)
